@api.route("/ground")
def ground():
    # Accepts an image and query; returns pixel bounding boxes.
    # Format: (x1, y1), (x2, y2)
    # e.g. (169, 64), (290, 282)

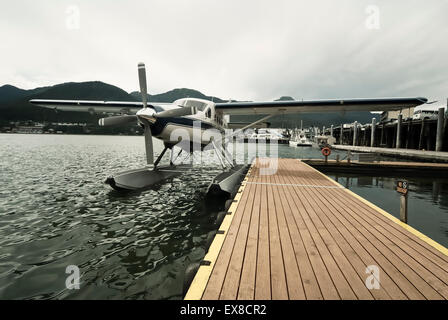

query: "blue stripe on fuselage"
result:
(150, 116), (220, 137)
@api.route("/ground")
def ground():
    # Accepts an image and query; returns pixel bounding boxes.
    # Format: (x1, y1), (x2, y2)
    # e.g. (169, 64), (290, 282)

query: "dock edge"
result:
(184, 160), (255, 300)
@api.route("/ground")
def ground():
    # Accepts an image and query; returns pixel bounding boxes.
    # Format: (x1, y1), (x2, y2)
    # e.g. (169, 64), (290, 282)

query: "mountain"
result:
(0, 82), (140, 125)
(274, 96), (295, 101)
(0, 85), (27, 105)
(130, 88), (226, 103)
(34, 81), (139, 101)
(0, 82), (378, 130)
(0, 84), (50, 105)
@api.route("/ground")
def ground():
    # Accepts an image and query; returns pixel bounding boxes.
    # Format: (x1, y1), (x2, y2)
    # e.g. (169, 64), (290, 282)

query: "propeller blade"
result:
(144, 124), (154, 164)
(98, 115), (137, 126)
(155, 106), (195, 118)
(138, 62), (148, 108)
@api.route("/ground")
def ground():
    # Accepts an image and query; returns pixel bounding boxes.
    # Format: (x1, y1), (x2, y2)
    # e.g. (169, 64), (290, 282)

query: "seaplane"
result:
(30, 63), (427, 197)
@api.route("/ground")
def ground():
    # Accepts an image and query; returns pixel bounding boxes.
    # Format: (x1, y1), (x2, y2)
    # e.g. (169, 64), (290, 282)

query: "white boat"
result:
(313, 135), (336, 148)
(244, 129), (290, 144)
(289, 129), (313, 147)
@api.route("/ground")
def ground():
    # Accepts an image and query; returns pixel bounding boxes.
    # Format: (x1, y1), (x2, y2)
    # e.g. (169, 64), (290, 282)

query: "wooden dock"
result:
(302, 159), (448, 177)
(185, 158), (448, 300)
(332, 145), (448, 162)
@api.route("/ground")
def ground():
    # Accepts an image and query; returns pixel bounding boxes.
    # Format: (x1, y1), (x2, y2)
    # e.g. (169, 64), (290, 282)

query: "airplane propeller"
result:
(137, 63), (154, 164)
(144, 123), (154, 164)
(98, 114), (137, 126)
(98, 62), (197, 165)
(138, 62), (148, 109)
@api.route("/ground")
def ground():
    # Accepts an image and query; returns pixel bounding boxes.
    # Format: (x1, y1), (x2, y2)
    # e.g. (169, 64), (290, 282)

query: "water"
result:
(0, 134), (447, 300)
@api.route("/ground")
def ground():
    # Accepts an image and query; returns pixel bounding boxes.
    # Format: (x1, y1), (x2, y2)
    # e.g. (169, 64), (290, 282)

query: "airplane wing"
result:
(226, 121), (270, 129)
(215, 97), (428, 115)
(29, 99), (171, 114)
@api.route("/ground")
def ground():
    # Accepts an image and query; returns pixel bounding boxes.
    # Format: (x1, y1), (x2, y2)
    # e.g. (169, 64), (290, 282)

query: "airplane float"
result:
(30, 63), (427, 197)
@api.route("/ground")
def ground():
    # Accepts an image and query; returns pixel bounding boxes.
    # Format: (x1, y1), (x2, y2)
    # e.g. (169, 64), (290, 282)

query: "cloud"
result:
(0, 0), (447, 102)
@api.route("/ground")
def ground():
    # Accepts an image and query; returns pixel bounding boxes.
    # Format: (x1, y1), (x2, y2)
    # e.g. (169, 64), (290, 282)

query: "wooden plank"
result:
(271, 172), (306, 299)
(255, 164), (271, 299)
(326, 188), (448, 299)
(273, 174), (324, 299)
(201, 179), (254, 300)
(237, 177), (261, 299)
(285, 163), (406, 299)
(276, 174), (341, 299)
(345, 191), (448, 266)
(298, 161), (444, 299)
(219, 169), (258, 299)
(266, 163), (289, 299)
(277, 161), (374, 300)
(299, 168), (442, 299)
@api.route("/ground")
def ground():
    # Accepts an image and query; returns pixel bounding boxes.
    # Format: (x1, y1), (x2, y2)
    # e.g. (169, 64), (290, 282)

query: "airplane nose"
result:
(137, 114), (156, 125)
(136, 108), (157, 124)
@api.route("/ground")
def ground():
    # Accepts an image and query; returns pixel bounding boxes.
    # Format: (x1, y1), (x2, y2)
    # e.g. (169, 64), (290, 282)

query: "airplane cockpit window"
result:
(180, 99), (208, 111)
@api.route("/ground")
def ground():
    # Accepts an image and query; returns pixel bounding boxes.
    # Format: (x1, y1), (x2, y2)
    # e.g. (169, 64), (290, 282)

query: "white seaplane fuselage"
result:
(137, 98), (228, 149)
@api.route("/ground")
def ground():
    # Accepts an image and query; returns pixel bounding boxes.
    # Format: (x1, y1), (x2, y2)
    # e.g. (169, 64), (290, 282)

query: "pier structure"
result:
(185, 158), (448, 300)
(324, 108), (447, 152)
(330, 145), (448, 162)
(302, 159), (448, 177)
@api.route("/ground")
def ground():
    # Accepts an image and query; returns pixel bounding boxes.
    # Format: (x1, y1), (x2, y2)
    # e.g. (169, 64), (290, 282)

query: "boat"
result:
(244, 129), (290, 144)
(313, 135), (336, 148)
(289, 129), (313, 147)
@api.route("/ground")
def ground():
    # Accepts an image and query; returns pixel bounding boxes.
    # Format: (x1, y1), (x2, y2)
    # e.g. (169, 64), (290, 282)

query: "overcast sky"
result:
(1, 0), (447, 102)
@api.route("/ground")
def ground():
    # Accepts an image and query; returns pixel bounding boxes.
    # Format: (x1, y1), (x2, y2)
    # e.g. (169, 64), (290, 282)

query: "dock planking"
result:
(185, 158), (448, 300)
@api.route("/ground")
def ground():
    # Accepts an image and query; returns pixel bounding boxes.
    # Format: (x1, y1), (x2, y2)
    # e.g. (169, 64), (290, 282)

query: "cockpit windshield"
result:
(177, 99), (208, 111)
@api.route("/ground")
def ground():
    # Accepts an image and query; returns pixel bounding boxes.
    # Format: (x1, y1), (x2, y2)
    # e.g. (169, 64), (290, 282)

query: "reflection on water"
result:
(0, 134), (447, 300)
(328, 173), (448, 248)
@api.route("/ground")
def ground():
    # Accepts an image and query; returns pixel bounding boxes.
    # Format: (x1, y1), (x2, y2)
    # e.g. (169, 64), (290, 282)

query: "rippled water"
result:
(0, 134), (447, 300)
(0, 134), (224, 299)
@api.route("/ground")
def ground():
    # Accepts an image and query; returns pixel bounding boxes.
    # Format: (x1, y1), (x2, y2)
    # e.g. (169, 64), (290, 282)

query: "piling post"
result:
(397, 181), (409, 223)
(371, 118), (376, 147)
(400, 193), (408, 223)
(363, 126), (367, 146)
(330, 125), (334, 137)
(406, 120), (412, 149)
(419, 118), (425, 150)
(340, 124), (344, 144)
(380, 124), (384, 147)
(353, 121), (358, 146)
(436, 107), (444, 151)
(396, 114), (402, 149)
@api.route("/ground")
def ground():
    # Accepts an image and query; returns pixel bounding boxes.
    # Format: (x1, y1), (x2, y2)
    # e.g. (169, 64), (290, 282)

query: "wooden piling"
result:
(400, 194), (408, 224)
(396, 114), (402, 148)
(340, 124), (344, 144)
(419, 118), (425, 150)
(436, 107), (444, 151)
(406, 120), (412, 149)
